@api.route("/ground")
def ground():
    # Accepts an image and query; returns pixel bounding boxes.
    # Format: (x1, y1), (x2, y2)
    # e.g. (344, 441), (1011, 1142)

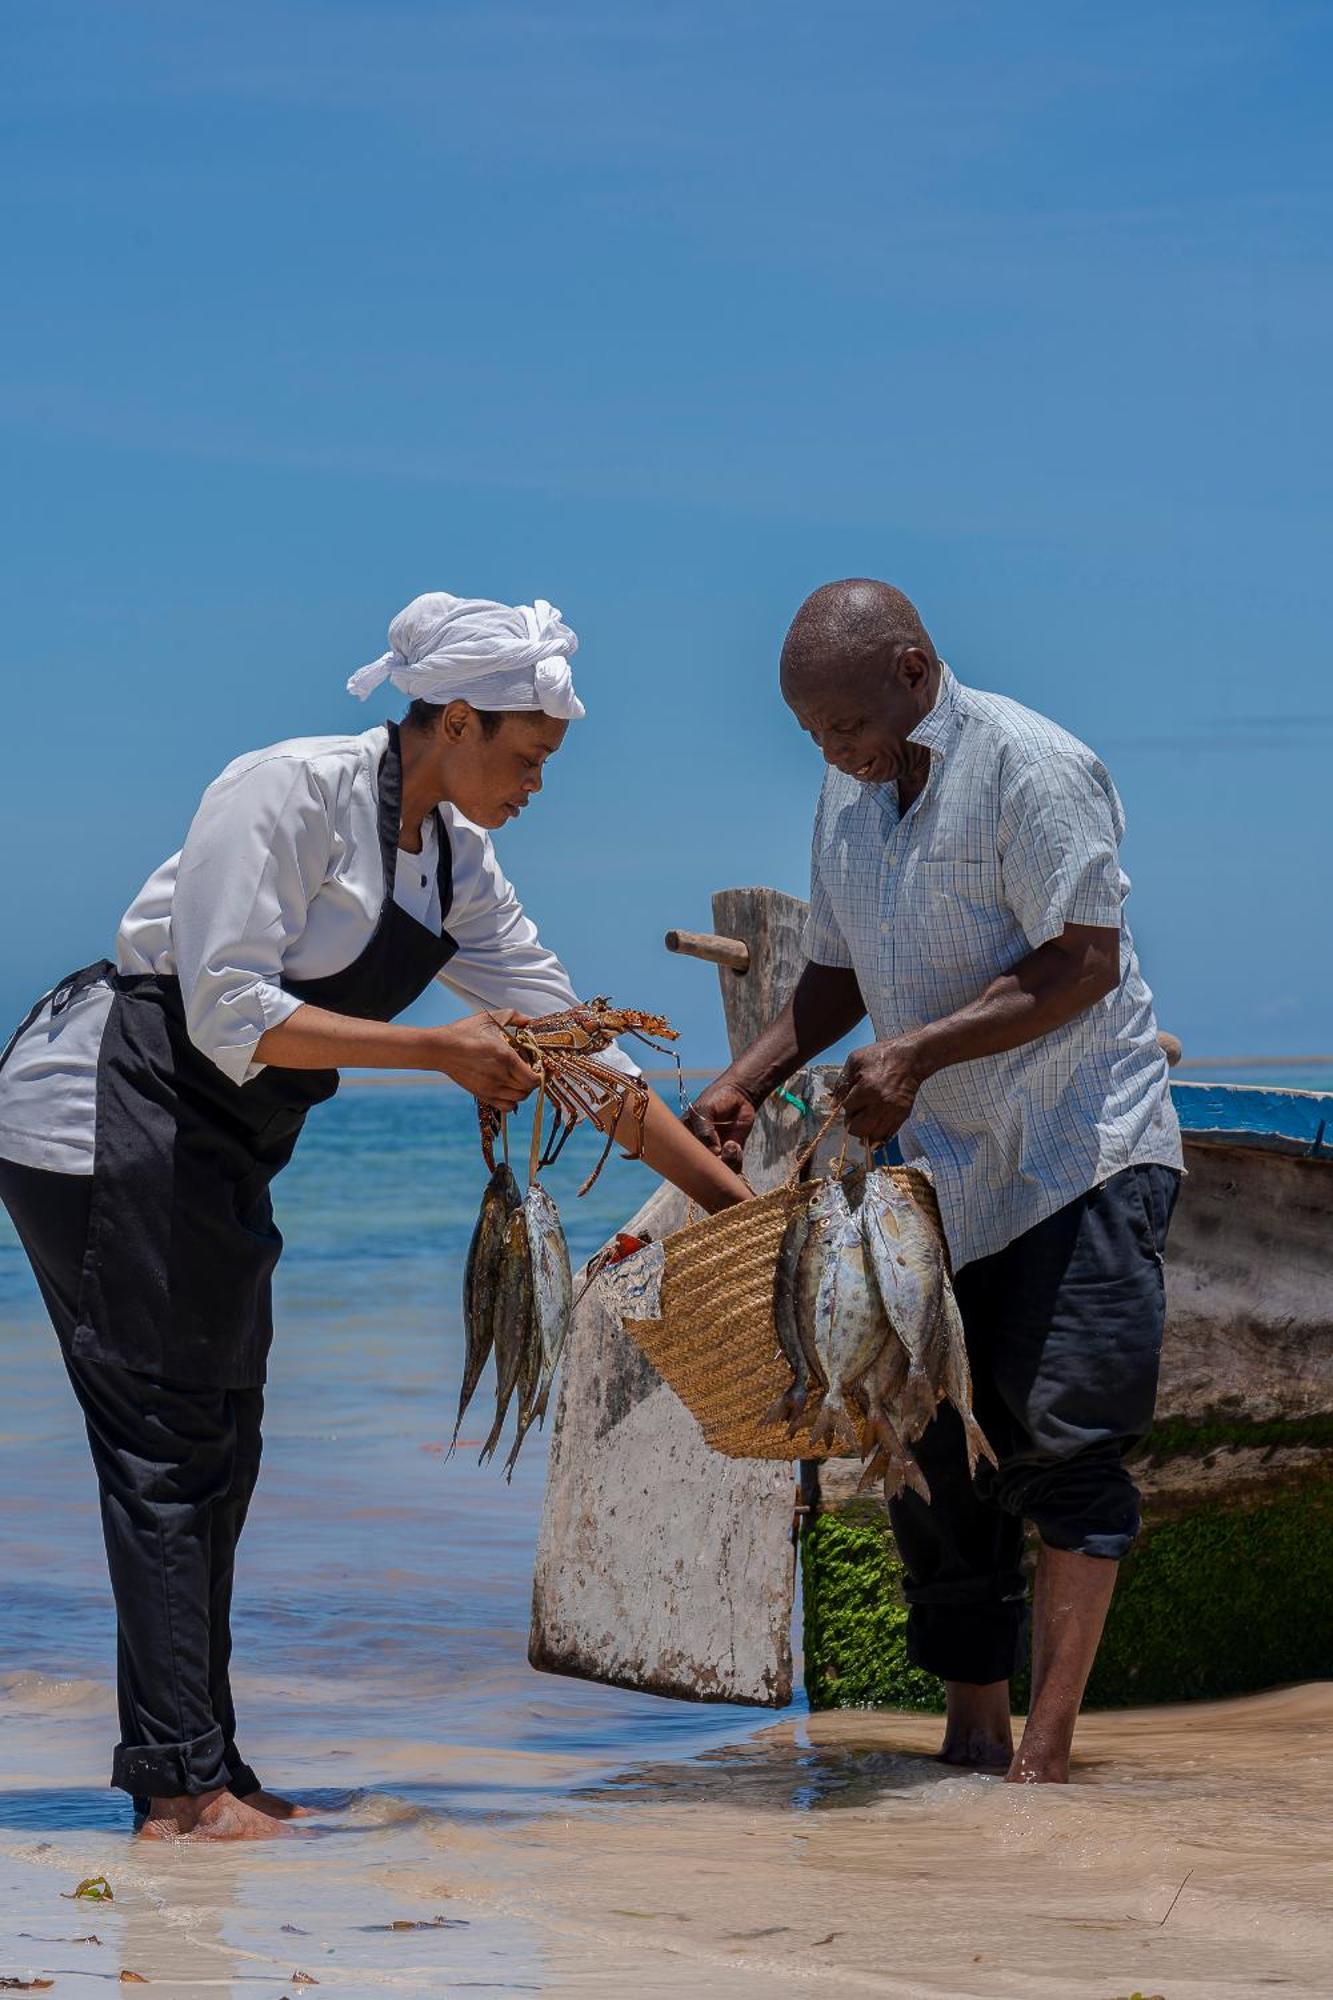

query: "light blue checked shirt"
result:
(803, 664), (1182, 1271)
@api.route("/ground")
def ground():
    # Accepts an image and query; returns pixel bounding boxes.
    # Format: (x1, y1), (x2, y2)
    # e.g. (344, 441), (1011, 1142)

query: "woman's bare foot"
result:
(936, 1679), (1014, 1770)
(137, 1789), (293, 1840)
(242, 1788), (316, 1820)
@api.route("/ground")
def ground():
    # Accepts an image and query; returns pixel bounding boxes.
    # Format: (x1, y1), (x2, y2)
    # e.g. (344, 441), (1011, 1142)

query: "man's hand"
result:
(684, 1077), (758, 1174)
(835, 1038), (927, 1143)
(429, 1011), (539, 1111)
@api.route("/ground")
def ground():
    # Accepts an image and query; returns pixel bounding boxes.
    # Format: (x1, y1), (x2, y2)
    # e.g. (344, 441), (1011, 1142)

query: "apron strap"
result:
(0, 959), (114, 1076)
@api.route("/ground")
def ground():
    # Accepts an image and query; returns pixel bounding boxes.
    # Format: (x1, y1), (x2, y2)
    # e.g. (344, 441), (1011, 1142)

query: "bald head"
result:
(780, 579), (937, 690)
(780, 579), (941, 789)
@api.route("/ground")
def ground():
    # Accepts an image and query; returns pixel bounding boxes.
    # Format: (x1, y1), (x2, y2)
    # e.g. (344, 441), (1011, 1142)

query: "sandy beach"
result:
(4, 1090), (1332, 1997)
(6, 1676), (1333, 1996)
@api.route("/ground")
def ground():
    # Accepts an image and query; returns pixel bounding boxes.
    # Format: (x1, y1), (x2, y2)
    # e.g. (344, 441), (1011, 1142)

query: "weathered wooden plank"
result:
(528, 886), (812, 1706)
(710, 886), (815, 1192)
(1159, 1139), (1333, 1427)
(529, 1183), (796, 1703)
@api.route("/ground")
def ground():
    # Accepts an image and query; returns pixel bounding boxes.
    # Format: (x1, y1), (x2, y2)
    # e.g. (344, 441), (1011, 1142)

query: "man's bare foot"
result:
(1005, 1741), (1070, 1784)
(938, 1726), (1014, 1769)
(242, 1789), (315, 1820)
(137, 1789), (293, 1841)
(1005, 1543), (1120, 1787)
(936, 1679), (1013, 1769)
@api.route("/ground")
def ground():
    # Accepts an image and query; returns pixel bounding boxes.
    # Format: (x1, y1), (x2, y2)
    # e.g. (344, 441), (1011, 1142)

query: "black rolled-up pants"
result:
(888, 1163), (1181, 1687)
(0, 1159), (265, 1804)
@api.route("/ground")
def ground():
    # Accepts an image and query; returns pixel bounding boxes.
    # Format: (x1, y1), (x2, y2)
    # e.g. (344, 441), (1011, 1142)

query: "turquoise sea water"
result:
(0, 1087), (784, 1832)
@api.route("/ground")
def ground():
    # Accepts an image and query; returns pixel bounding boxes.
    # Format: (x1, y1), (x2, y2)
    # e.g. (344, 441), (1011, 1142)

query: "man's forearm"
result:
(836, 926), (1120, 1143)
(721, 962), (867, 1104)
(905, 927), (1119, 1084)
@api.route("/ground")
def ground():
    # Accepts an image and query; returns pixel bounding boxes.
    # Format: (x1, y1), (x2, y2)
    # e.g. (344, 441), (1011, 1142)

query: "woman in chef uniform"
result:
(0, 590), (744, 1842)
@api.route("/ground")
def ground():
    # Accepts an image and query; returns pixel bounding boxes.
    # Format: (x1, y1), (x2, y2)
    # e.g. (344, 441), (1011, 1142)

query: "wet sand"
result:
(5, 1679), (1333, 1995)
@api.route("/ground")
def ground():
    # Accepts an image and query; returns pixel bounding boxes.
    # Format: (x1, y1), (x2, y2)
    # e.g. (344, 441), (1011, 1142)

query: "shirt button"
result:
(880, 921), (890, 935)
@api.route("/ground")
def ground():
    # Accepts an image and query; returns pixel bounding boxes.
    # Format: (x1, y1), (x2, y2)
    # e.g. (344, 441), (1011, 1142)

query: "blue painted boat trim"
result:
(1172, 1080), (1333, 1159)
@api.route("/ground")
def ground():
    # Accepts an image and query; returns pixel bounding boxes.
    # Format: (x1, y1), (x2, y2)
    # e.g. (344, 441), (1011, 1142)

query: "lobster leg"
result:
(478, 1100), (502, 1173)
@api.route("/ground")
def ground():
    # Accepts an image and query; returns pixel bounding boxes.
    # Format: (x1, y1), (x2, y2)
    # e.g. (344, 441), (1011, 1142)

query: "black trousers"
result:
(888, 1164), (1181, 1687)
(0, 1160), (265, 1802)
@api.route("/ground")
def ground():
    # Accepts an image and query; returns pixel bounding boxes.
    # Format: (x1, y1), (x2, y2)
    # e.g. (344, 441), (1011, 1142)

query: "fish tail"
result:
(903, 1451), (931, 1504)
(478, 1402), (509, 1465)
(855, 1452), (883, 1494)
(763, 1383), (798, 1428)
(868, 1444), (930, 1507)
(837, 1407), (863, 1456)
(785, 1401), (816, 1442)
(816, 1395), (860, 1456)
(503, 1420), (530, 1481)
(448, 1385), (477, 1460)
(960, 1410), (999, 1477)
(806, 1398), (837, 1451)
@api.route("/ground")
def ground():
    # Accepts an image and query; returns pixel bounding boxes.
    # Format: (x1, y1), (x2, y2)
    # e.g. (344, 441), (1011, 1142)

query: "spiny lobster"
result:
(477, 998), (680, 1194)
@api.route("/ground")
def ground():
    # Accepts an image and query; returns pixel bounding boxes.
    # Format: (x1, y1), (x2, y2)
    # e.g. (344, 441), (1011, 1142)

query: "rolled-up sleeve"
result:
(998, 752), (1126, 951)
(439, 825), (640, 1079)
(171, 758), (333, 1084)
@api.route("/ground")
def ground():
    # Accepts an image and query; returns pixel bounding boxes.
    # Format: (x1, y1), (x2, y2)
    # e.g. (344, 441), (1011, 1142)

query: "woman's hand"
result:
(615, 1089), (754, 1212)
(427, 1012), (540, 1111)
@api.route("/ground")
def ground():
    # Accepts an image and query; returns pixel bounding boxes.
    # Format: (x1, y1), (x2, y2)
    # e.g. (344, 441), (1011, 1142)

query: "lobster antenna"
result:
(528, 1072), (547, 1187)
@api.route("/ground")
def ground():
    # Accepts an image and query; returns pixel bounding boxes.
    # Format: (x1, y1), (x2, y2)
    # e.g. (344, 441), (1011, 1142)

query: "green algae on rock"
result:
(801, 1471), (1333, 1713)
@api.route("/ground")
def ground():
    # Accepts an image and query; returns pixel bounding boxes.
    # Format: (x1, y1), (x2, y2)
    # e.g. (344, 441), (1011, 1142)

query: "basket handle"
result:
(785, 1102), (846, 1188)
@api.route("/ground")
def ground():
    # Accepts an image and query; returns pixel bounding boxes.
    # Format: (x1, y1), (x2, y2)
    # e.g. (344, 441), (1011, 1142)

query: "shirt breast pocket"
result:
(900, 858), (1018, 1014)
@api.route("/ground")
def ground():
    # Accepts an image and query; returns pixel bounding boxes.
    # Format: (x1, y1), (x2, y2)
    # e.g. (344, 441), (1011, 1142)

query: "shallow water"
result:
(3, 1087), (1332, 1995)
(0, 1090), (780, 1800)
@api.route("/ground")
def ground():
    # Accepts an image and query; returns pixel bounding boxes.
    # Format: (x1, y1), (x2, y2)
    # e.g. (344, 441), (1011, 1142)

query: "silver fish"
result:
(504, 1181), (573, 1477)
(862, 1168), (997, 1478)
(806, 1176), (892, 1456)
(453, 1163), (521, 1452)
(923, 1279), (997, 1479)
(479, 1205), (533, 1464)
(856, 1333), (931, 1504)
(860, 1167), (945, 1440)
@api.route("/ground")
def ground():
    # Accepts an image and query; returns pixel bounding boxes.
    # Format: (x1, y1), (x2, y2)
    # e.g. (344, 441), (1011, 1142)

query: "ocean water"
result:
(0, 1087), (782, 1818)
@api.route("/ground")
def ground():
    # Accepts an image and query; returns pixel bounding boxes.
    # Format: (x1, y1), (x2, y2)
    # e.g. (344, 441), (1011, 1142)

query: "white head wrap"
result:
(348, 591), (584, 720)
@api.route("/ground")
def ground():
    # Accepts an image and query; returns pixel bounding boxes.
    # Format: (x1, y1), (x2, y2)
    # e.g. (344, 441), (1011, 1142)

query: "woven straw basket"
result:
(624, 1165), (943, 1461)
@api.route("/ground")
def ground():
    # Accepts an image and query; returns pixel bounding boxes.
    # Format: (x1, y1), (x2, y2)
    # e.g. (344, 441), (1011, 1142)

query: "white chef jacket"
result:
(0, 726), (636, 1175)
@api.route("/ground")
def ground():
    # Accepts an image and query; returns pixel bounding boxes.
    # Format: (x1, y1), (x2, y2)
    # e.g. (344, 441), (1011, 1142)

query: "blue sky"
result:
(2, 1), (1330, 1068)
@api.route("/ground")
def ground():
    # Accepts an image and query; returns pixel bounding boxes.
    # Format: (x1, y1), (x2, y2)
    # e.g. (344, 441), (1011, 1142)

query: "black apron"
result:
(62, 723), (457, 1387)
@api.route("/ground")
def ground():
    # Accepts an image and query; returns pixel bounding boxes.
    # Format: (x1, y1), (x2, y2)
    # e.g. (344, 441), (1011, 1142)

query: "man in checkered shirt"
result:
(690, 578), (1183, 1784)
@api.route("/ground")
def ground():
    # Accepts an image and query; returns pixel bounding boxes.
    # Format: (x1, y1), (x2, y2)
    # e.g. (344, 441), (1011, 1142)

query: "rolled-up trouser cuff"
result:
(997, 1446), (1142, 1561)
(131, 1758), (261, 1819)
(112, 1724), (230, 1799)
(227, 1760), (262, 1799)
(907, 1600), (1028, 1686)
(1035, 1521), (1137, 1560)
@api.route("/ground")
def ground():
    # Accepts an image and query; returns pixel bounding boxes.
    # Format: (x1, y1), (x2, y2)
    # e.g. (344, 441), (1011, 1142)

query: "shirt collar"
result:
(906, 660), (960, 758)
